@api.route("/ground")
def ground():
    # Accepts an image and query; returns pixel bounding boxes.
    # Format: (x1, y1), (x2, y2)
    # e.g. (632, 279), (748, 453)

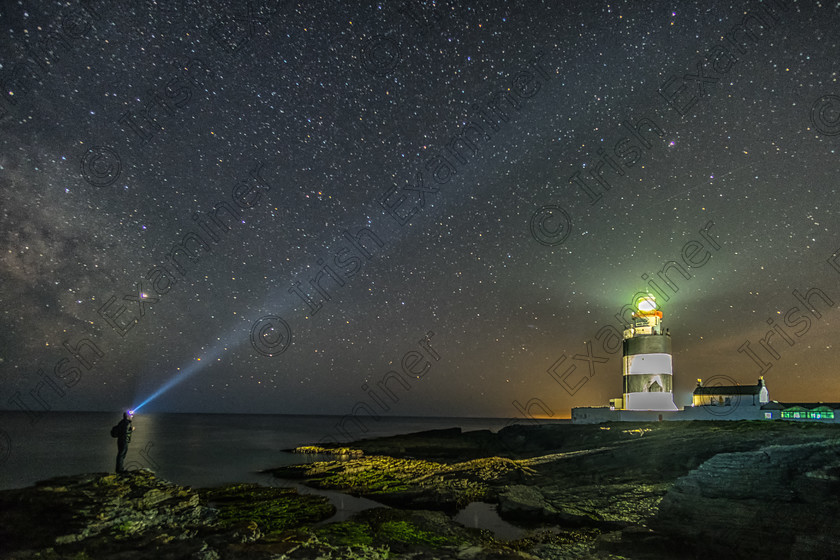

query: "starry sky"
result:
(1, 0), (839, 422)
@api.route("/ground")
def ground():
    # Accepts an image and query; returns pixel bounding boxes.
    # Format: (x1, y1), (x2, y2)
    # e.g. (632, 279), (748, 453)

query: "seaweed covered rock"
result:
(0, 469), (216, 556)
(199, 483), (336, 541)
(0, 470), (524, 559)
(0, 470), (336, 559)
(291, 445), (364, 457)
(269, 455), (535, 511)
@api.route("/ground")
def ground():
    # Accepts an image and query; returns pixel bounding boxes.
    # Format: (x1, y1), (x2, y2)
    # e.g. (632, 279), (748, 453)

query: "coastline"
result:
(2, 420), (838, 559)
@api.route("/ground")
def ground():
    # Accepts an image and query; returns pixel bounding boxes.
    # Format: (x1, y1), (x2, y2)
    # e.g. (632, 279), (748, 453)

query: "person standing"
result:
(114, 411), (134, 473)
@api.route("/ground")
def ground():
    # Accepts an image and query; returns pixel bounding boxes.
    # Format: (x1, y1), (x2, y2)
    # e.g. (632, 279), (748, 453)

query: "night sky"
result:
(1, 0), (839, 427)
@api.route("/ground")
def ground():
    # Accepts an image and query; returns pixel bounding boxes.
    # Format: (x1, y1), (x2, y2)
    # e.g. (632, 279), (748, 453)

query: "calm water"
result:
(0, 412), (559, 538)
(0, 412), (518, 490)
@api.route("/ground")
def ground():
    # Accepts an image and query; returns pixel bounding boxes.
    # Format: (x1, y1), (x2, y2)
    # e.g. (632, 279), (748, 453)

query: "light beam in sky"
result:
(131, 332), (239, 412)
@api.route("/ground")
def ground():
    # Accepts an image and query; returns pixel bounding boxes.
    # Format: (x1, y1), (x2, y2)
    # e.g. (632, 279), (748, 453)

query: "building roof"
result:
(693, 385), (763, 396)
(760, 401), (840, 411)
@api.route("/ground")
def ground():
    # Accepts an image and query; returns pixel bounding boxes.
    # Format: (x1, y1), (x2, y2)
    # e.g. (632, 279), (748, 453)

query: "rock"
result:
(457, 544), (486, 558)
(652, 440), (840, 559)
(0, 470), (340, 559)
(191, 542), (221, 560)
(498, 485), (556, 517)
(497, 485), (605, 528)
(0, 469), (216, 552)
(291, 445), (364, 457)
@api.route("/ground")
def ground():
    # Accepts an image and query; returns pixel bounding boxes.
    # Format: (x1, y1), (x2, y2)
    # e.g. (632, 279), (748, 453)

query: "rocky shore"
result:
(270, 421), (840, 558)
(1, 421), (838, 559)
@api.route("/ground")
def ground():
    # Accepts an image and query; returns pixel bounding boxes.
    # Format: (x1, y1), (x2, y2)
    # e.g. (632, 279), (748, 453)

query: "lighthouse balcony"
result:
(622, 327), (671, 339)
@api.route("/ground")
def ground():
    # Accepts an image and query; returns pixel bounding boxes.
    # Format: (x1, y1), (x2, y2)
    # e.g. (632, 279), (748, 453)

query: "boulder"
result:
(653, 440), (840, 559)
(498, 484), (597, 526)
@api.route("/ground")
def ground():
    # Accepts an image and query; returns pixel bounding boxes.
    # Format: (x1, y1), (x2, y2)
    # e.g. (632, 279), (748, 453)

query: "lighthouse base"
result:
(623, 391), (678, 411)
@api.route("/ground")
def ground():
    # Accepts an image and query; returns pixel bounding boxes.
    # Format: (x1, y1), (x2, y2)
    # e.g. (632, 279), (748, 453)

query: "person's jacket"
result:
(117, 418), (132, 443)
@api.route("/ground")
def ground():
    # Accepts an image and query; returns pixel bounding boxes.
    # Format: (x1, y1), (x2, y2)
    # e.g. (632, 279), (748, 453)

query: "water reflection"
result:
(261, 473), (527, 541)
(454, 502), (525, 540)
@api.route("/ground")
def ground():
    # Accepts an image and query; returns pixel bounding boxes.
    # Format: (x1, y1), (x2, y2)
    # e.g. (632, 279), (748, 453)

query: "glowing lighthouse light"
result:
(621, 294), (678, 411)
(636, 296), (657, 312)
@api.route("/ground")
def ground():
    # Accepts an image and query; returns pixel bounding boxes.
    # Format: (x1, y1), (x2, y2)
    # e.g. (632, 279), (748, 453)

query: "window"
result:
(764, 412), (772, 419)
(782, 408), (812, 419)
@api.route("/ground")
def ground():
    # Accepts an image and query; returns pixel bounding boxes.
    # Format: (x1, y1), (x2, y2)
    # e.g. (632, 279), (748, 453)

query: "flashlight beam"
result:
(132, 338), (234, 412)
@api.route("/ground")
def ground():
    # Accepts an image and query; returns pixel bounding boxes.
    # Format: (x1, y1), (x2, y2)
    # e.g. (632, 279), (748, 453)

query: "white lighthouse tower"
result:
(621, 295), (678, 411)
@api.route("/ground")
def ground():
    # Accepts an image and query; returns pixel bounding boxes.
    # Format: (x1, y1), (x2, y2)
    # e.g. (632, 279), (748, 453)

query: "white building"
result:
(692, 377), (769, 407)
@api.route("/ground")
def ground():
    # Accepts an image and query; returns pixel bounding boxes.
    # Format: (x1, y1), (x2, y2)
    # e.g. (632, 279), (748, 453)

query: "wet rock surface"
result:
(0, 469), (597, 559)
(0, 469), (220, 559)
(274, 421), (840, 558)
(653, 440), (840, 559)
(270, 454), (535, 512)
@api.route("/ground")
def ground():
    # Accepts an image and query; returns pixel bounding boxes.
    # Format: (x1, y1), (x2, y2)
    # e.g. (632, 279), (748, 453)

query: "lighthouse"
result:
(621, 295), (678, 411)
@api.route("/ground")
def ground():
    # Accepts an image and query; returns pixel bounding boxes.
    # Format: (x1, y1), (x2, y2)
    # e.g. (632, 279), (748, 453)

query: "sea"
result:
(1, 412), (557, 536)
(0, 412), (538, 490)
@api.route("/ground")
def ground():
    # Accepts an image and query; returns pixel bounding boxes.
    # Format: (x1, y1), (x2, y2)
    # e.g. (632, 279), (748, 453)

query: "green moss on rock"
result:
(315, 508), (472, 552)
(199, 483), (335, 537)
(315, 521), (375, 547)
(377, 519), (452, 547)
